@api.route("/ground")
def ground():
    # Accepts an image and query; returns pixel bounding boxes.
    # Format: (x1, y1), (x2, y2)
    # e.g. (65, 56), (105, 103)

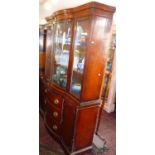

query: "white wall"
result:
(39, 0), (116, 24)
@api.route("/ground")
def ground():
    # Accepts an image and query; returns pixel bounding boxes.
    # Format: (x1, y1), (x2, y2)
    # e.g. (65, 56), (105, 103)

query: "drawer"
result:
(46, 103), (62, 122)
(45, 112), (61, 135)
(47, 92), (63, 109)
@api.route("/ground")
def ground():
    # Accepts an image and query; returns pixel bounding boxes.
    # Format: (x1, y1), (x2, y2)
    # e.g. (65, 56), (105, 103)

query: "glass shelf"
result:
(52, 65), (68, 88)
(73, 69), (83, 74)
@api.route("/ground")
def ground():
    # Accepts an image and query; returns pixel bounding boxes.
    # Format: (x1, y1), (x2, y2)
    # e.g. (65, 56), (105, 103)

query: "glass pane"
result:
(45, 28), (53, 80)
(102, 30), (116, 100)
(71, 20), (89, 97)
(39, 30), (44, 52)
(106, 33), (116, 71)
(101, 73), (109, 100)
(51, 22), (72, 89)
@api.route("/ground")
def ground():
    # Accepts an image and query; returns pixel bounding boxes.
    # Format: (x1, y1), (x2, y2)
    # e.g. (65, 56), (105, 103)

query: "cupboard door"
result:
(62, 102), (76, 151)
(51, 21), (72, 89)
(70, 19), (90, 98)
(74, 106), (99, 151)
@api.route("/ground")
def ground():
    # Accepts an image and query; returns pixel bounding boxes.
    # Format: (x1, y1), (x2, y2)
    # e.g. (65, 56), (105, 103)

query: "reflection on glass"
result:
(106, 33), (116, 71)
(39, 30), (44, 52)
(45, 28), (53, 80)
(102, 32), (116, 101)
(71, 20), (89, 97)
(51, 22), (72, 88)
(101, 74), (108, 99)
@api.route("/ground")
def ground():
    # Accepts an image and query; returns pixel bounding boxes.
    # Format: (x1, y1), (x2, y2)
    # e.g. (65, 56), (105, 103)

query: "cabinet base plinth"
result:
(70, 146), (92, 155)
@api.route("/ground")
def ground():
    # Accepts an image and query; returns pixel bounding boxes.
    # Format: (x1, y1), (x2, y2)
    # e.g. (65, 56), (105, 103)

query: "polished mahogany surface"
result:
(74, 106), (100, 150)
(40, 2), (115, 155)
(39, 29), (47, 73)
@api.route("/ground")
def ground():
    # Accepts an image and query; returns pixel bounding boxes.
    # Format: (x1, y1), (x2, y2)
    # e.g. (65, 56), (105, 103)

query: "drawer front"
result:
(47, 92), (63, 109)
(46, 103), (62, 122)
(45, 112), (61, 135)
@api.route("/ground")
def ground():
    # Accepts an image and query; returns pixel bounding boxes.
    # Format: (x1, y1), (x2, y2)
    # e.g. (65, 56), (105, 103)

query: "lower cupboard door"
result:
(62, 102), (76, 151)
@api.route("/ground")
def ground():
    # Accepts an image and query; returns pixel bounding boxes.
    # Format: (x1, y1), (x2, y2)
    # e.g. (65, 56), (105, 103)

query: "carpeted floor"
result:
(39, 110), (116, 155)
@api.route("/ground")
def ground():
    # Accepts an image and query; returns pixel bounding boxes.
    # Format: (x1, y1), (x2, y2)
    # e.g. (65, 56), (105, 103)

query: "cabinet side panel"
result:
(74, 105), (99, 151)
(62, 102), (76, 151)
(39, 78), (46, 112)
(39, 52), (46, 71)
(81, 16), (113, 101)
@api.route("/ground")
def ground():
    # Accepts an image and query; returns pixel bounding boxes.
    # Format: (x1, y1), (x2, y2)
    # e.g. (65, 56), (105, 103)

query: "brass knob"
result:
(52, 124), (58, 130)
(54, 99), (59, 105)
(44, 89), (47, 93)
(53, 112), (58, 117)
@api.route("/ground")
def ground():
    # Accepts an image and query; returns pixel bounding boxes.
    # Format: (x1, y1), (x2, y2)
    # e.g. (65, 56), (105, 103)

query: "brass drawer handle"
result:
(44, 89), (47, 93)
(54, 99), (59, 105)
(53, 111), (58, 117)
(52, 124), (58, 130)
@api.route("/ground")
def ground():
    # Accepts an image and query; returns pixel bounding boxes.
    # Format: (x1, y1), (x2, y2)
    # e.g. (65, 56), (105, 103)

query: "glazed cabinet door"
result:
(74, 106), (100, 151)
(45, 28), (53, 80)
(51, 21), (72, 89)
(80, 17), (113, 101)
(70, 18), (91, 98)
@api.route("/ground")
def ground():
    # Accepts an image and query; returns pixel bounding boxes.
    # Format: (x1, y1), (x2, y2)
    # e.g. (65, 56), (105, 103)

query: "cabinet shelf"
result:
(73, 69), (83, 74)
(56, 63), (68, 68)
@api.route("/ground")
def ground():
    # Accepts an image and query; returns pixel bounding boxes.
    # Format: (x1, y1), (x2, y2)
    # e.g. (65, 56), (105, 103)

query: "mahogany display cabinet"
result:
(39, 2), (115, 155)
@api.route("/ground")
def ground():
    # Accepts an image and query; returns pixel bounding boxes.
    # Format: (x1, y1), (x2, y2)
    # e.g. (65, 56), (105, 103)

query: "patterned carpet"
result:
(39, 145), (65, 155)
